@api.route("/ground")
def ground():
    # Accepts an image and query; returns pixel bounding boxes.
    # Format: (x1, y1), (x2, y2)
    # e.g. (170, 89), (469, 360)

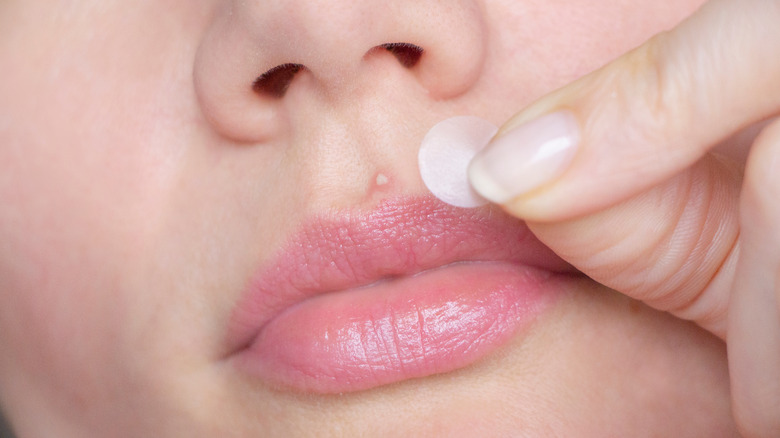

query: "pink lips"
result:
(228, 197), (575, 393)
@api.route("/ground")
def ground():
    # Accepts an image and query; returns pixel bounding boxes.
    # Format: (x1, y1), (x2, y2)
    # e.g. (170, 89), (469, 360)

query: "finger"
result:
(728, 120), (780, 437)
(528, 153), (742, 338)
(469, 0), (780, 222)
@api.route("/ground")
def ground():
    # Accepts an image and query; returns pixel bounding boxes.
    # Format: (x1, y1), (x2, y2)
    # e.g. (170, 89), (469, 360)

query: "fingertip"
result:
(467, 156), (515, 205)
(467, 111), (580, 208)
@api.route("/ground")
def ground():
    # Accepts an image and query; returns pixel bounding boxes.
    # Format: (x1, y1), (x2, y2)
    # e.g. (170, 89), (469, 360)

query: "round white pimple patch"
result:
(419, 116), (498, 208)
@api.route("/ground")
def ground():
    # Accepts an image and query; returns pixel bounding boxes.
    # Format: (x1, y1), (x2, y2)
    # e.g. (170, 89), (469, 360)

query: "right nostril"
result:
(253, 63), (305, 98)
(381, 43), (424, 68)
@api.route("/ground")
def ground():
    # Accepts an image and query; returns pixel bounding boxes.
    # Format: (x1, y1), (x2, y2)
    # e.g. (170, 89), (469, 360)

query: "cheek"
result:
(484, 0), (706, 114)
(0, 4), (199, 410)
(0, 152), (154, 405)
(0, 2), (286, 418)
(0, 105), (214, 430)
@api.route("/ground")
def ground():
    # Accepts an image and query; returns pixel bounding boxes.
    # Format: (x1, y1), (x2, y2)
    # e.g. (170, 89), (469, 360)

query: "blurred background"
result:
(0, 411), (14, 438)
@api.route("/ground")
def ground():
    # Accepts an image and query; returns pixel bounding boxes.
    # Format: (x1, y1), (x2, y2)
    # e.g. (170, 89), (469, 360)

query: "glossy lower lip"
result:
(227, 197), (575, 394)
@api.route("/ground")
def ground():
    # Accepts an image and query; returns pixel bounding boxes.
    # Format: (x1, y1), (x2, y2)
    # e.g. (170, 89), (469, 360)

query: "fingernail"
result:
(468, 111), (580, 203)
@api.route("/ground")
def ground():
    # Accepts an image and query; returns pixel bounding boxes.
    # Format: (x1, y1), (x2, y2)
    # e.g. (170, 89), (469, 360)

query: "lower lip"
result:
(232, 262), (564, 394)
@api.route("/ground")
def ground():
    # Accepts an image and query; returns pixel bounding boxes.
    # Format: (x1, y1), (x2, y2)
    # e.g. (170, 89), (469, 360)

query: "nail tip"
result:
(467, 160), (513, 204)
(467, 111), (580, 204)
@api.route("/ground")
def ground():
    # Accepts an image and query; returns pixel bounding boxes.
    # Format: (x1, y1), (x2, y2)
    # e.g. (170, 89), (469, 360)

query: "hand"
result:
(468, 0), (780, 435)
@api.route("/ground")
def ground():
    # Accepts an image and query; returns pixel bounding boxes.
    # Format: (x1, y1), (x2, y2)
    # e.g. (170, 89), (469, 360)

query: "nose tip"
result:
(193, 1), (488, 143)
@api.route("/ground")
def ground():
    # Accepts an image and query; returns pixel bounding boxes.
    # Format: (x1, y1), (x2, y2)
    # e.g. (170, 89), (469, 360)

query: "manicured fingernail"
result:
(468, 111), (580, 203)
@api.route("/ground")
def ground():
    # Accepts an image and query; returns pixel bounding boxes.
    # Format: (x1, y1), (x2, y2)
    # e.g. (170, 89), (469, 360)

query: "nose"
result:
(194, 0), (488, 143)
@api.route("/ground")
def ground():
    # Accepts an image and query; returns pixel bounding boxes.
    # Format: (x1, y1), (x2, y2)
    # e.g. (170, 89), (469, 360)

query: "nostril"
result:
(253, 63), (306, 98)
(380, 43), (424, 68)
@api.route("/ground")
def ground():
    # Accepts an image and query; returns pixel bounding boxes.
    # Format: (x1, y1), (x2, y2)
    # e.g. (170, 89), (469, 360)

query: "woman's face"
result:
(0, 0), (737, 436)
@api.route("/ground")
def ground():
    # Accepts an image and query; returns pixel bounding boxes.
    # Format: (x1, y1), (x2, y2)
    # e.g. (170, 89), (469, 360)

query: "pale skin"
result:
(470, 1), (780, 435)
(0, 0), (750, 437)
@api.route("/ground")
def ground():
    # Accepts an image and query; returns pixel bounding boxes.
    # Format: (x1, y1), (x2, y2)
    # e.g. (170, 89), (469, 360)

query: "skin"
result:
(469, 1), (780, 435)
(0, 0), (740, 436)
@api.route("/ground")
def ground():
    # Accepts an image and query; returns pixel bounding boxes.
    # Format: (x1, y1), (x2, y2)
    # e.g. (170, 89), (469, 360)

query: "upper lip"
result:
(226, 196), (574, 354)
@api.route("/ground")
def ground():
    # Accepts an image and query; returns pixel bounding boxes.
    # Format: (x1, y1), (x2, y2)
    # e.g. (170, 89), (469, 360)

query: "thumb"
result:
(468, 0), (780, 336)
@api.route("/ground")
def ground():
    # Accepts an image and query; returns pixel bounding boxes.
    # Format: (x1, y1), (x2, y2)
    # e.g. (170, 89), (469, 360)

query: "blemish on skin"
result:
(364, 171), (393, 202)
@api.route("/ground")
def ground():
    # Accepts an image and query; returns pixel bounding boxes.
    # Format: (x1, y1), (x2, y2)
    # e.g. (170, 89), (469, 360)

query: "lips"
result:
(227, 197), (575, 393)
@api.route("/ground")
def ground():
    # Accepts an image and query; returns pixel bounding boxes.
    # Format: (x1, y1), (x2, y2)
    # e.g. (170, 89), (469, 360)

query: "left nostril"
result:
(380, 43), (424, 68)
(253, 63), (306, 98)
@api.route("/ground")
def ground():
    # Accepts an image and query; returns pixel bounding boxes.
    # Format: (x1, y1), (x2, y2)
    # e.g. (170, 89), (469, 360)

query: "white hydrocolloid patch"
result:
(419, 116), (498, 208)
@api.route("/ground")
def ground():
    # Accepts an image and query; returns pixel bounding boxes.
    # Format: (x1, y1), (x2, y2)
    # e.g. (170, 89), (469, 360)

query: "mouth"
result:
(226, 196), (577, 394)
